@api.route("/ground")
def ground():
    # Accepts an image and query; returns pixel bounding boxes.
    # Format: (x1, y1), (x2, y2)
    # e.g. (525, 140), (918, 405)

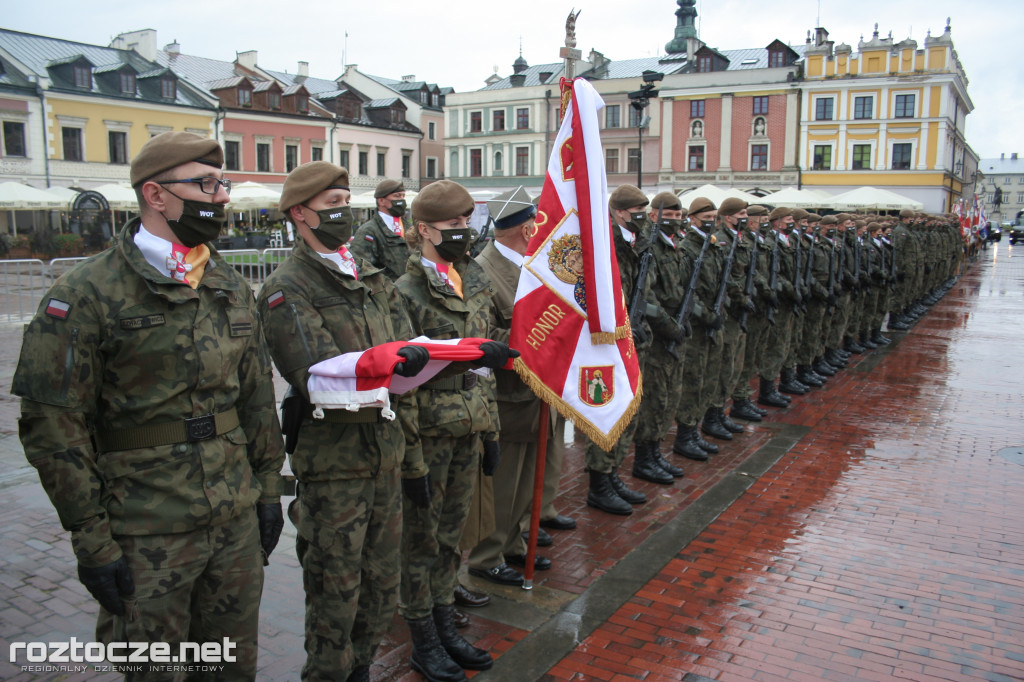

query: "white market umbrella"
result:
(676, 184), (761, 209)
(45, 186), (80, 207)
(227, 181), (280, 210)
(759, 186), (833, 209)
(348, 190), (378, 210)
(92, 183), (141, 211)
(829, 186), (924, 211)
(0, 182), (65, 210)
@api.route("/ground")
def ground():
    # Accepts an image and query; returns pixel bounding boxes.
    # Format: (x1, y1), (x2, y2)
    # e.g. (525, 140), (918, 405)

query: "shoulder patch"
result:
(267, 290), (285, 309)
(364, 235), (375, 242)
(45, 298), (71, 320)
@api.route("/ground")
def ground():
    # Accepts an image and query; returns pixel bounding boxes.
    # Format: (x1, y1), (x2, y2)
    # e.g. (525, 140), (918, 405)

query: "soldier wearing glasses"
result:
(12, 132), (286, 680)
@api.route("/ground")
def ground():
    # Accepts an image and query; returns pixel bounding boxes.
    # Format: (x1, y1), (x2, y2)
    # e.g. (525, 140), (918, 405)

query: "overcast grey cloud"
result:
(4, 0), (1019, 158)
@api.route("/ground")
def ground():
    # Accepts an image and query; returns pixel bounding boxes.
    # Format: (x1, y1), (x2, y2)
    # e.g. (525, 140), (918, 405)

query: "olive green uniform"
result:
(13, 218), (285, 681)
(760, 230), (800, 381)
(731, 228), (771, 403)
(711, 226), (749, 408)
(350, 212), (413, 281)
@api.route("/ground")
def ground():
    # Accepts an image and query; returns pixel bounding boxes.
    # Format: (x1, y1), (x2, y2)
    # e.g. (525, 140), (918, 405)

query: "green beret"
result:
(746, 204), (768, 217)
(806, 213), (822, 222)
(835, 213), (853, 222)
(688, 196), (716, 216)
(650, 191), (683, 212)
(412, 180), (474, 223)
(374, 179), (405, 198)
(866, 221), (882, 231)
(791, 208), (810, 221)
(130, 131), (222, 187)
(820, 215), (838, 225)
(768, 206), (792, 221)
(609, 185), (649, 211)
(488, 186), (536, 229)
(718, 197), (748, 217)
(280, 161), (350, 212)
(899, 208), (915, 218)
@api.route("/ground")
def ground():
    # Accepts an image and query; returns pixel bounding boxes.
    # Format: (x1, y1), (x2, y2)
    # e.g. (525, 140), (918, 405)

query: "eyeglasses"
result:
(158, 177), (232, 195)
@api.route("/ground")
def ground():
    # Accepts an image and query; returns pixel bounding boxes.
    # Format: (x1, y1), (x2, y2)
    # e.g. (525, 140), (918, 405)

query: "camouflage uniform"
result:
(796, 231), (831, 366)
(730, 226), (771, 404)
(711, 225), (750, 408)
(257, 237), (425, 680)
(760, 229), (800, 381)
(350, 212), (413, 281)
(395, 254), (499, 620)
(13, 218), (285, 681)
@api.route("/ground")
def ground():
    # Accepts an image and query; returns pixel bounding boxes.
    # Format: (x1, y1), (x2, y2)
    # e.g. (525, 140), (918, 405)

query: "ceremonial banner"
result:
(510, 78), (642, 451)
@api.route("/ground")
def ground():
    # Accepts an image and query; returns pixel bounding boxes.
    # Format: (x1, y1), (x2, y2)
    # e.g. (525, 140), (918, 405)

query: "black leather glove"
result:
(78, 556), (134, 616)
(256, 502), (284, 562)
(402, 474), (432, 508)
(482, 440), (501, 476)
(394, 345), (429, 377)
(476, 341), (520, 369)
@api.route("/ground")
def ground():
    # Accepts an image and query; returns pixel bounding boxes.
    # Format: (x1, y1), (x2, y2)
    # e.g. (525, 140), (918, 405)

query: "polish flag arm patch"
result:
(45, 298), (71, 320)
(266, 290), (285, 309)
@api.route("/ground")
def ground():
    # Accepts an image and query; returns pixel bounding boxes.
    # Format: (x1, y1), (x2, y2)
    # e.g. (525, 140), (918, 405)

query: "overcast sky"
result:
(3, 0), (1019, 159)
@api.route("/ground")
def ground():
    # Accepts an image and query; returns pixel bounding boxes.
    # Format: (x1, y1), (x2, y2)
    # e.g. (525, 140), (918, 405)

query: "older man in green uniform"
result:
(13, 132), (285, 680)
(257, 162), (432, 682)
(350, 178), (412, 280)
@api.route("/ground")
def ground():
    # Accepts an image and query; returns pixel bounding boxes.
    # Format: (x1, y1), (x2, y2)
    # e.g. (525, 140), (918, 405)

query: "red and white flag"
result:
(306, 337), (493, 419)
(510, 78), (642, 451)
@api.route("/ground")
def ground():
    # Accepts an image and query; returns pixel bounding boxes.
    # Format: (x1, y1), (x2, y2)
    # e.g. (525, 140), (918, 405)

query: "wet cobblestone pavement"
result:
(1, 246), (1022, 681)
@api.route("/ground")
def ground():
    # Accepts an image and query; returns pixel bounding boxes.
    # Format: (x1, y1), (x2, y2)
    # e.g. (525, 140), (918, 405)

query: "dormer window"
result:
(768, 50), (786, 68)
(419, 91), (427, 104)
(698, 56), (712, 73)
(431, 93), (439, 107)
(119, 72), (136, 94)
(160, 76), (176, 99)
(239, 88), (252, 107)
(269, 92), (281, 110)
(391, 108), (405, 124)
(74, 65), (91, 89)
(297, 95), (308, 113)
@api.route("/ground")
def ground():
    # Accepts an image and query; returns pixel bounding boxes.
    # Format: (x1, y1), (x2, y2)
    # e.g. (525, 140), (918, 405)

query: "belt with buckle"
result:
(308, 408), (384, 424)
(423, 373), (478, 391)
(95, 408), (240, 452)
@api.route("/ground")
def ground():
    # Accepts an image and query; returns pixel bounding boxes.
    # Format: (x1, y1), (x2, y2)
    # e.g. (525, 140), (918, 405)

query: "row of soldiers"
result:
(582, 186), (966, 515)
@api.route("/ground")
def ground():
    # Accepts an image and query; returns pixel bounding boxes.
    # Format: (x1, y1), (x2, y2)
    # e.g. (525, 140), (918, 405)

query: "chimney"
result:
(509, 73), (526, 87)
(110, 29), (157, 61)
(165, 40), (180, 56)
(236, 50), (258, 69)
(814, 27), (830, 46)
(297, 61), (309, 78)
(402, 74), (415, 82)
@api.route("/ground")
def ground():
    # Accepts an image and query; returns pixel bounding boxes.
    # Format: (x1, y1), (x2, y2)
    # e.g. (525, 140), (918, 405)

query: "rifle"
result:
(665, 230), (710, 360)
(802, 229), (817, 305)
(853, 233), (862, 298)
(792, 229), (804, 314)
(739, 228), (759, 333)
(766, 229), (779, 325)
(626, 210), (657, 346)
(888, 233), (897, 291)
(708, 226), (739, 338)
(826, 236), (837, 315)
(865, 235), (874, 288)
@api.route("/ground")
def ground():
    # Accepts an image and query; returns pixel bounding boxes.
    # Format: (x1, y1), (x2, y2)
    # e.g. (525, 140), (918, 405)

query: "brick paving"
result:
(2, 246), (1023, 681)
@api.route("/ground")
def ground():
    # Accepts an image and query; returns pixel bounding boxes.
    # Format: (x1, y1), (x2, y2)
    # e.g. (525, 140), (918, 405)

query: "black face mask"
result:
(625, 212), (647, 234)
(735, 217), (749, 230)
(659, 218), (684, 235)
(387, 199), (407, 218)
(827, 228), (837, 238)
(309, 205), (354, 251)
(163, 194), (227, 248)
(758, 222), (770, 235)
(700, 220), (715, 232)
(428, 225), (472, 262)
(782, 222), (795, 234)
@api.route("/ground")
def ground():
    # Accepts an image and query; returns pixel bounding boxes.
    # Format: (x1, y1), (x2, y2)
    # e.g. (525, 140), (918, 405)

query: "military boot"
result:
(586, 470), (632, 515)
(695, 431), (719, 453)
(779, 368), (808, 395)
(758, 378), (790, 408)
(701, 407), (733, 440)
(346, 666), (370, 682)
(812, 356), (837, 377)
(871, 328), (891, 345)
(718, 407), (746, 433)
(844, 335), (865, 353)
(406, 615), (468, 682)
(609, 468), (646, 504)
(825, 349), (848, 368)
(797, 365), (824, 387)
(433, 605), (492, 670)
(649, 442), (685, 477)
(730, 399), (763, 422)
(631, 442), (674, 485)
(672, 426), (709, 461)
(888, 311), (911, 330)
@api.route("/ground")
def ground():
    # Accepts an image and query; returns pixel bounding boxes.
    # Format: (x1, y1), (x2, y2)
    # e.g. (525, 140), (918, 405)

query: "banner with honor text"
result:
(510, 78), (642, 451)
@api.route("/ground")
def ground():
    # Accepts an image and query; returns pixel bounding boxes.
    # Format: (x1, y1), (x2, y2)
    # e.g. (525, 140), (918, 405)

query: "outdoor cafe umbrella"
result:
(828, 186), (924, 211)
(0, 182), (66, 210)
(759, 186), (834, 209)
(92, 183), (141, 211)
(676, 183), (762, 208)
(227, 181), (281, 210)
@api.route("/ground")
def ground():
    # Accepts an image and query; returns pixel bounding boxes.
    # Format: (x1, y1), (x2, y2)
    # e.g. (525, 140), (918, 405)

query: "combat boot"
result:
(695, 431), (719, 453)
(433, 604), (492, 670)
(778, 368), (808, 395)
(609, 468), (646, 504)
(812, 356), (837, 377)
(346, 666), (370, 682)
(859, 331), (878, 349)
(650, 442), (685, 477)
(888, 311), (911, 330)
(701, 407), (733, 440)
(406, 615), (467, 682)
(797, 365), (824, 387)
(672, 426), (708, 461)
(586, 470), (632, 515)
(758, 378), (789, 408)
(730, 399), (763, 422)
(825, 349), (847, 368)
(631, 442), (674, 485)
(718, 407), (745, 433)
(844, 335), (865, 353)
(871, 328), (891, 345)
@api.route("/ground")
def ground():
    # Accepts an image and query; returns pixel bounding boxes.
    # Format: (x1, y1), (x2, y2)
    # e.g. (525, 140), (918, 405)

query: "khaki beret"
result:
(374, 179), (405, 198)
(768, 206), (792, 221)
(650, 191), (683, 212)
(820, 215), (838, 225)
(130, 131), (222, 186)
(746, 204), (768, 217)
(718, 197), (748, 217)
(688, 196), (716, 216)
(280, 161), (350, 212)
(899, 208), (915, 218)
(806, 213), (822, 222)
(791, 208), (810, 221)
(855, 220), (867, 228)
(412, 180), (474, 223)
(488, 186), (536, 229)
(609, 184), (649, 210)
(866, 221), (882, 231)
(835, 213), (853, 222)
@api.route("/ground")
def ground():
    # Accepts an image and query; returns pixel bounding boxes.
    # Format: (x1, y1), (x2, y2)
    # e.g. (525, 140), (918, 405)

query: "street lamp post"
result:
(628, 70), (663, 190)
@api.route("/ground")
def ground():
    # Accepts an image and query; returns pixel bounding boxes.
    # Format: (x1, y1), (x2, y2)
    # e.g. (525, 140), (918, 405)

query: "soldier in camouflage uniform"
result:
(888, 209), (922, 330)
(12, 132), (285, 681)
(728, 204), (772, 422)
(759, 207), (803, 402)
(350, 179), (413, 281)
(396, 179), (514, 682)
(256, 162), (431, 682)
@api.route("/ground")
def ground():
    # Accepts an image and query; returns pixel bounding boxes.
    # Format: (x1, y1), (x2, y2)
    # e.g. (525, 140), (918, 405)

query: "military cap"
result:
(806, 213), (822, 222)
(899, 208), (915, 218)
(854, 220), (867, 228)
(791, 208), (810, 221)
(718, 197), (748, 217)
(820, 215), (838, 225)
(374, 179), (405, 198)
(688, 196), (716, 216)
(280, 161), (350, 212)
(768, 206), (792, 221)
(866, 221), (882, 232)
(130, 131), (222, 187)
(412, 179), (475, 223)
(488, 186), (536, 229)
(609, 184), (649, 210)
(650, 191), (683, 212)
(746, 204), (768, 217)
(835, 213), (853, 222)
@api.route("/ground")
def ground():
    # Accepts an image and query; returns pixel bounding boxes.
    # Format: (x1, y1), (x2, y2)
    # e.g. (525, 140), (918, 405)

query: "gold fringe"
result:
(614, 324), (631, 340)
(513, 357), (644, 453)
(590, 331), (616, 345)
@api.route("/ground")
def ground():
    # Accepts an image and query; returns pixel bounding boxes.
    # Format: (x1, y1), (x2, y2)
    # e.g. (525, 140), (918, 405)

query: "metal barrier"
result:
(0, 259), (48, 324)
(49, 257), (90, 283)
(216, 249), (265, 288)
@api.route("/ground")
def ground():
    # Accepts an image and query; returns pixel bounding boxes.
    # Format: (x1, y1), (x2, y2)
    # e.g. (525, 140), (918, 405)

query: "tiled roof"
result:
(481, 62), (563, 90)
(206, 75), (247, 90)
(979, 157), (1024, 175)
(366, 97), (399, 108)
